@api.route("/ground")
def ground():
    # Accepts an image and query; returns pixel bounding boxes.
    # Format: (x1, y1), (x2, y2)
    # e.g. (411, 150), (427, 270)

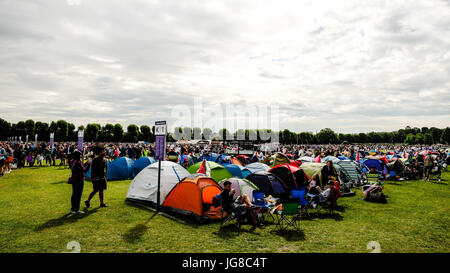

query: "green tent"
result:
(301, 162), (342, 182)
(187, 161), (233, 183)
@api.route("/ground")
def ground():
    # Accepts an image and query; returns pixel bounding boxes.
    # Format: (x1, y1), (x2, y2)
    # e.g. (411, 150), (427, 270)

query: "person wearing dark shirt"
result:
(69, 150), (86, 215)
(220, 181), (260, 227)
(85, 147), (109, 208)
(321, 161), (337, 189)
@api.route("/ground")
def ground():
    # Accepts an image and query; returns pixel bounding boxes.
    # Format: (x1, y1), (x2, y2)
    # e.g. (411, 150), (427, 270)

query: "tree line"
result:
(0, 118), (449, 145)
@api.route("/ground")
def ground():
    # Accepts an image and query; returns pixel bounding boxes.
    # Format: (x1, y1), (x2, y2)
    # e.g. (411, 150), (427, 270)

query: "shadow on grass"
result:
(51, 180), (68, 184)
(125, 201), (201, 227)
(214, 223), (259, 238)
(271, 229), (306, 242)
(34, 208), (99, 232)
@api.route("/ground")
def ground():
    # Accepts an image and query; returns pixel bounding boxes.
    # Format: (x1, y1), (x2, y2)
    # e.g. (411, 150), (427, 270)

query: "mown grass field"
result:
(0, 164), (448, 253)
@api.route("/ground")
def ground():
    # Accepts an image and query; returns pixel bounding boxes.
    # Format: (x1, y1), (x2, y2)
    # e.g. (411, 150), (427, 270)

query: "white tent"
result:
(126, 161), (190, 205)
(243, 162), (271, 174)
(298, 156), (314, 162)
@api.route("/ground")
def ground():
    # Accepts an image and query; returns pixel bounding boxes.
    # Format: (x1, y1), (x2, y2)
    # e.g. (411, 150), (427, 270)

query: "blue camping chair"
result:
(252, 190), (278, 224)
(291, 187), (310, 217)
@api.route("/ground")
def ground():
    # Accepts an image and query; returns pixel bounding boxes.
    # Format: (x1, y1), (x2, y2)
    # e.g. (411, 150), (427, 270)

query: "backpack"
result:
(212, 193), (222, 208)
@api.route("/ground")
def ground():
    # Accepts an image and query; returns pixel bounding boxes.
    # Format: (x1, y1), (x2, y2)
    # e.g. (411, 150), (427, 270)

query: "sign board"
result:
(50, 133), (54, 148)
(77, 130), (84, 151)
(154, 121), (167, 161)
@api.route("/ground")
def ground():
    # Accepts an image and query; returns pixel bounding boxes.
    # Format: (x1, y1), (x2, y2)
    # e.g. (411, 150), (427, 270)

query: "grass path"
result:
(0, 165), (448, 253)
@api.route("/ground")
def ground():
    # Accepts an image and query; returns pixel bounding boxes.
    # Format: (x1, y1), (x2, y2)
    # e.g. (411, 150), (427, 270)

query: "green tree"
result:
(24, 119), (35, 139)
(113, 124), (124, 142)
(424, 133), (433, 145)
(0, 118), (11, 140)
(140, 125), (152, 141)
(35, 122), (49, 141)
(414, 133), (425, 144)
(85, 124), (100, 142)
(99, 124), (114, 142)
(440, 127), (450, 144)
(55, 120), (68, 142)
(404, 133), (415, 144)
(316, 128), (338, 144)
(68, 123), (76, 141)
(125, 124), (139, 143)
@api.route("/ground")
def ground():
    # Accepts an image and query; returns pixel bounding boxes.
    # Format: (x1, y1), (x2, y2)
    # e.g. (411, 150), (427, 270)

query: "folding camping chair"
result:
(220, 201), (247, 233)
(290, 187), (310, 218)
(274, 200), (301, 233)
(252, 190), (278, 224)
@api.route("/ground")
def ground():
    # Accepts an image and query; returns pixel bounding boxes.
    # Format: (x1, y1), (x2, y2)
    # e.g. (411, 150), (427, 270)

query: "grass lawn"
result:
(0, 164), (449, 253)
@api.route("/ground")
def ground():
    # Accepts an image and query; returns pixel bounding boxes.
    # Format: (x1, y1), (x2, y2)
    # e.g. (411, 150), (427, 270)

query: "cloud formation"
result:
(0, 0), (449, 133)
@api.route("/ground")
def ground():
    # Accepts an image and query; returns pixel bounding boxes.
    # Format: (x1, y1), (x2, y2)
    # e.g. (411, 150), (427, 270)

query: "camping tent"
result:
(235, 155), (251, 166)
(179, 154), (196, 167)
(245, 171), (289, 199)
(224, 164), (247, 179)
(242, 162), (271, 176)
(162, 176), (223, 222)
(85, 160), (112, 180)
(133, 156), (156, 176)
(218, 178), (259, 201)
(301, 162), (331, 183)
(126, 161), (190, 205)
(187, 161), (233, 183)
(298, 156), (314, 162)
(361, 158), (387, 173)
(323, 156), (340, 164)
(271, 152), (291, 167)
(108, 157), (135, 180)
(269, 164), (309, 188)
(198, 153), (227, 164)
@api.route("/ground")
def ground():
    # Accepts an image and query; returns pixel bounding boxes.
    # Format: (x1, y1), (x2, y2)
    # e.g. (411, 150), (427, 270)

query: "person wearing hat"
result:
(69, 150), (86, 214)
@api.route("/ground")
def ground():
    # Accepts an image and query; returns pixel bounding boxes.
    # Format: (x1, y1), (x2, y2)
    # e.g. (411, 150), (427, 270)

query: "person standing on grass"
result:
(0, 143), (6, 176)
(69, 150), (86, 215)
(423, 153), (434, 181)
(85, 146), (109, 208)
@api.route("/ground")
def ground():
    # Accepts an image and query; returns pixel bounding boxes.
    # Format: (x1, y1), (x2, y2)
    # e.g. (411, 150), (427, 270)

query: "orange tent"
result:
(162, 176), (223, 222)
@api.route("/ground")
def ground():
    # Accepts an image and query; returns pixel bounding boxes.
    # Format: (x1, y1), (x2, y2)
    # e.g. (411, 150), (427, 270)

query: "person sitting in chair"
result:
(221, 181), (261, 227)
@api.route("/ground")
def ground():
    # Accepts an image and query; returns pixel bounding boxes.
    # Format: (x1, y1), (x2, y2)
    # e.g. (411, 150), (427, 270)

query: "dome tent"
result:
(224, 164), (247, 179)
(219, 177), (259, 201)
(242, 162), (271, 176)
(126, 161), (190, 205)
(108, 157), (135, 180)
(245, 171), (289, 199)
(187, 161), (233, 183)
(133, 156), (156, 176)
(85, 157), (134, 181)
(162, 176), (223, 223)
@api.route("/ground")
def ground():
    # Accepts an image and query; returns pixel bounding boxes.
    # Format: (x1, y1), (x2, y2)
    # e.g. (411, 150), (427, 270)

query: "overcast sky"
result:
(0, 0), (449, 134)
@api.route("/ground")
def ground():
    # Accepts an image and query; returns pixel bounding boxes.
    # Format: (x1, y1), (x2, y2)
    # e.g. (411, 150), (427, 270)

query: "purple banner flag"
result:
(49, 133), (54, 148)
(77, 130), (84, 151)
(154, 121), (167, 161)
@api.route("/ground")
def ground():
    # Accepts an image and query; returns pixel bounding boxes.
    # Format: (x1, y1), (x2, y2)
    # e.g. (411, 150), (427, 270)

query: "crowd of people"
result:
(1, 141), (449, 177)
(1, 140), (449, 218)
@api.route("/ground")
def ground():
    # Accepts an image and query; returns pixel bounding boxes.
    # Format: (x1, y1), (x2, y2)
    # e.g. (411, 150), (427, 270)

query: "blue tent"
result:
(133, 156), (156, 176)
(85, 157), (134, 180)
(224, 164), (247, 179)
(86, 160), (112, 180)
(361, 158), (388, 174)
(108, 157), (135, 180)
(338, 156), (351, 161)
(199, 153), (227, 164)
